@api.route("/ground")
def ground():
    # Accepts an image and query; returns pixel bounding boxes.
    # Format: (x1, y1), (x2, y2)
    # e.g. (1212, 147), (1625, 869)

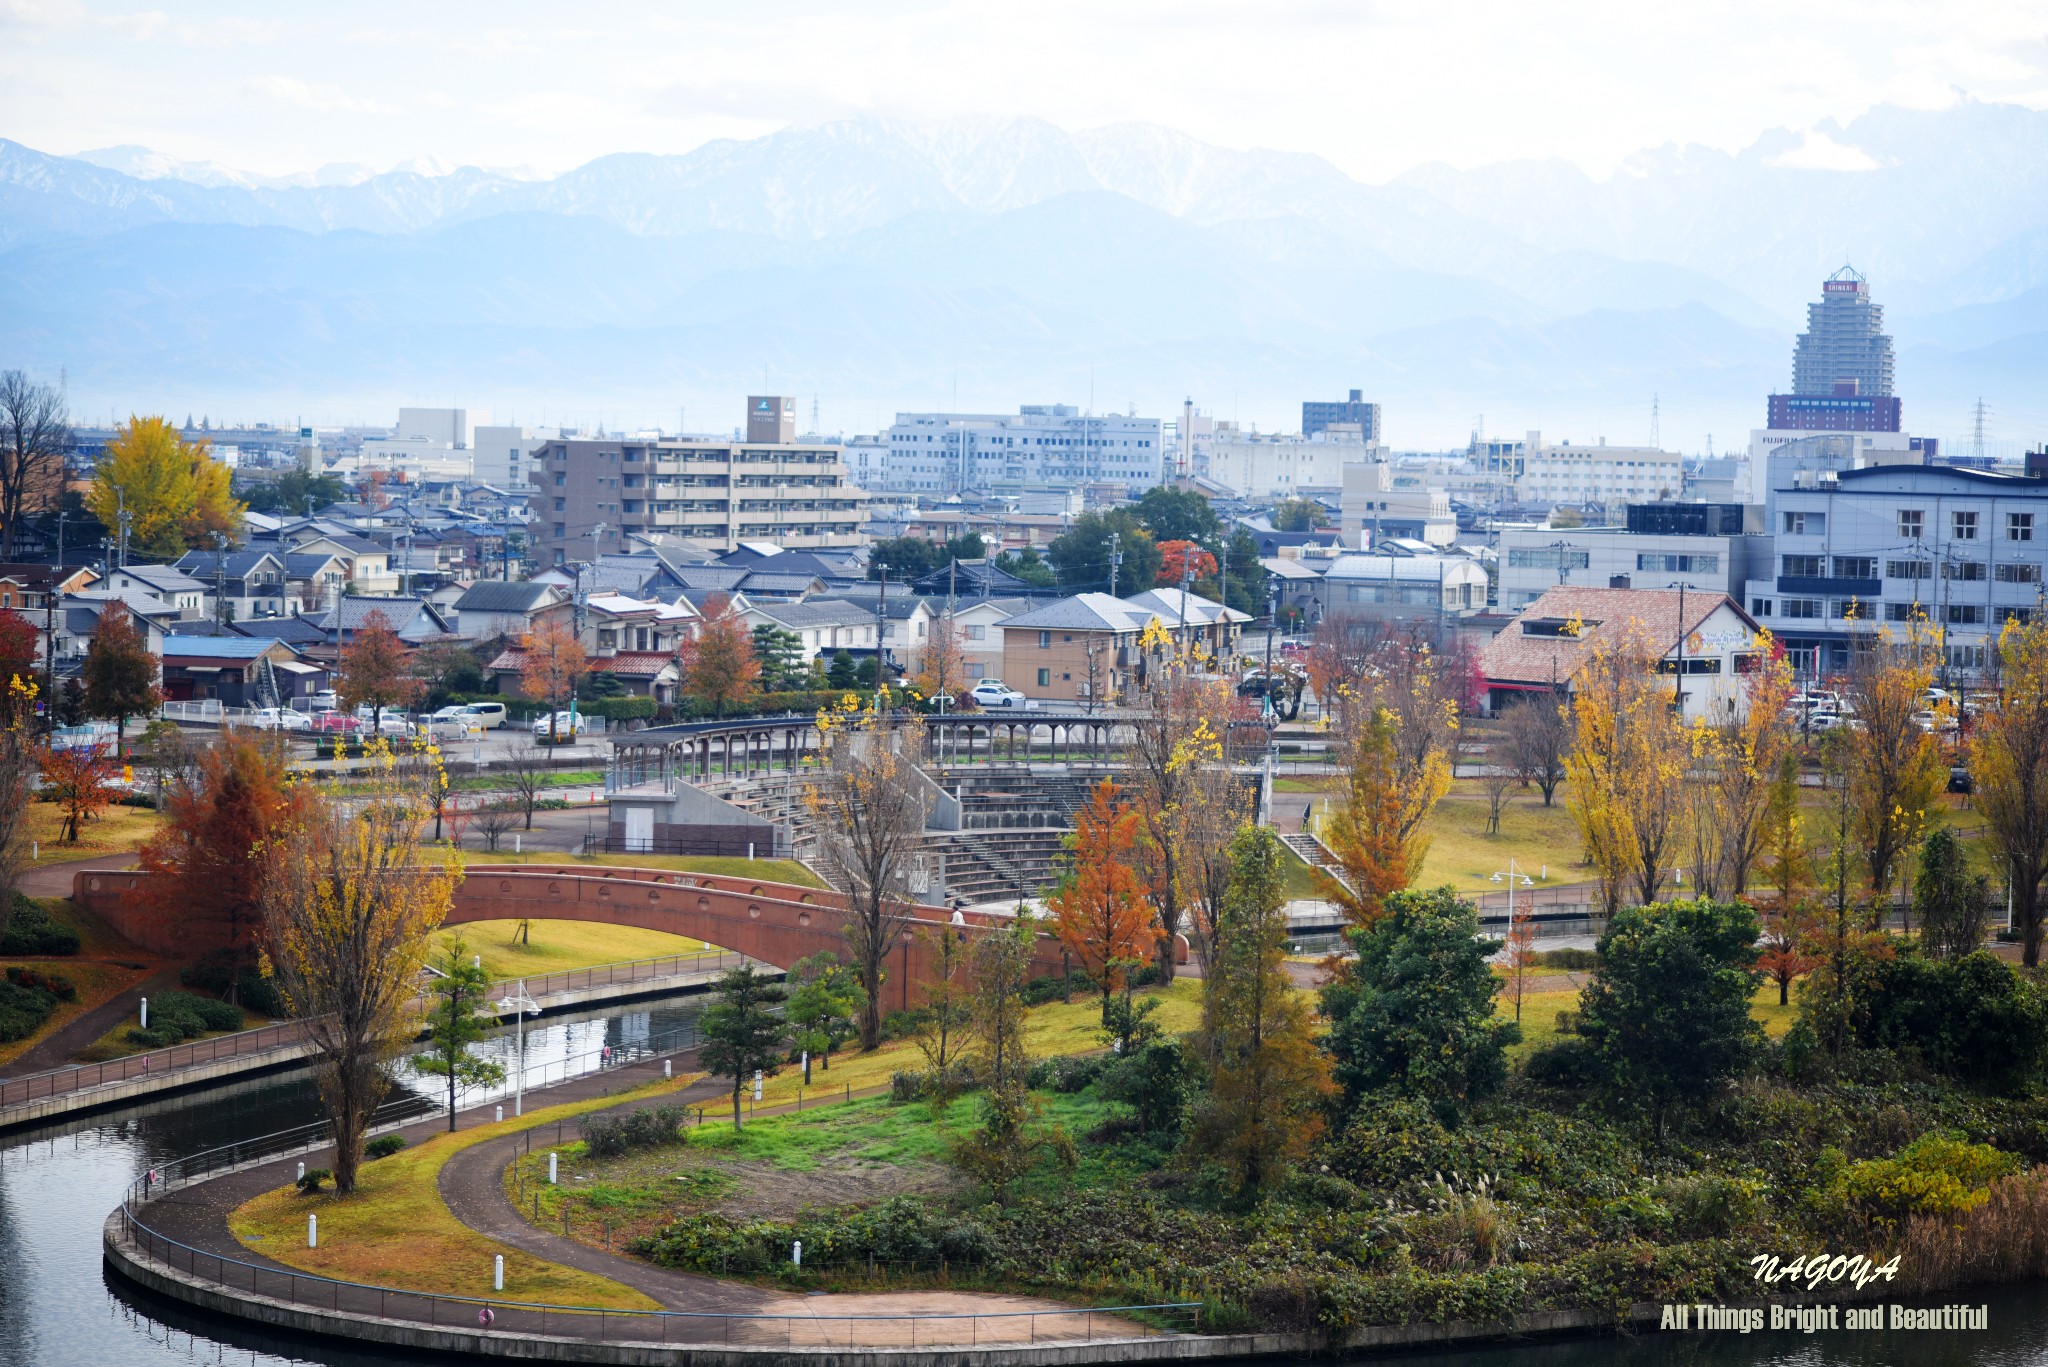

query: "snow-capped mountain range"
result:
(5, 106), (2046, 445)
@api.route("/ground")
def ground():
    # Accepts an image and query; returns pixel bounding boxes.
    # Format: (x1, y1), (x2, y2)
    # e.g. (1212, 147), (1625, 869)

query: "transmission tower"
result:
(1973, 398), (1989, 462)
(1651, 393), (1661, 449)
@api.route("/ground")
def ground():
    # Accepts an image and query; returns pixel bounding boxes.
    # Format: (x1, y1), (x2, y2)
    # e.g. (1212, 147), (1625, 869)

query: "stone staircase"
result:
(1280, 831), (1352, 894)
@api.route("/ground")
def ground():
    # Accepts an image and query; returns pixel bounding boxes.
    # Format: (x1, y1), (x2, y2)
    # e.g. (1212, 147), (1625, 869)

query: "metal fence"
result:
(116, 1083), (1199, 1350)
(0, 950), (748, 1115)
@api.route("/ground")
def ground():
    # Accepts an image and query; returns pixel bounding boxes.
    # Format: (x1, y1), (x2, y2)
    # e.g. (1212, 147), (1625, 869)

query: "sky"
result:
(7, 0), (2048, 182)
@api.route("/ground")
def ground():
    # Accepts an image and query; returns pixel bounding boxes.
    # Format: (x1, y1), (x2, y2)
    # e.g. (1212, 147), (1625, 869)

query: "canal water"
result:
(1, 989), (2042, 1367)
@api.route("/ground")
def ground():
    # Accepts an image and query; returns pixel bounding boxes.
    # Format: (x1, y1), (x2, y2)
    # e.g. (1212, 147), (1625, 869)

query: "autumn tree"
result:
(0, 371), (69, 560)
(914, 612), (970, 709)
(517, 617), (585, 742)
(1127, 659), (1237, 981)
(138, 729), (309, 995)
(1756, 902), (1819, 1007)
(804, 700), (930, 1048)
(1190, 826), (1334, 1193)
(1154, 540), (1218, 588)
(410, 934), (505, 1131)
(678, 593), (759, 717)
(1688, 633), (1797, 897)
(1501, 689), (1570, 806)
(1565, 626), (1688, 914)
(0, 732), (34, 932)
(784, 951), (865, 1076)
(911, 925), (974, 1090)
(1972, 614), (2048, 965)
(1502, 889), (1538, 1023)
(1047, 778), (1157, 1024)
(1317, 704), (1447, 926)
(38, 743), (115, 842)
(81, 602), (161, 758)
(0, 607), (39, 729)
(1842, 618), (1946, 909)
(336, 610), (422, 735)
(88, 415), (242, 559)
(951, 913), (1073, 1203)
(1270, 497), (1329, 532)
(260, 748), (461, 1193)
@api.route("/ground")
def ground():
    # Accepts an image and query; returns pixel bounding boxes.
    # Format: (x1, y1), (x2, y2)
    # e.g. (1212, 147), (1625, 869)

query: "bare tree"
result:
(1127, 662), (1235, 986)
(0, 372), (68, 560)
(0, 732), (34, 937)
(1482, 763), (1517, 836)
(1500, 690), (1570, 807)
(261, 752), (459, 1194)
(805, 705), (931, 1049)
(471, 798), (518, 853)
(503, 748), (549, 829)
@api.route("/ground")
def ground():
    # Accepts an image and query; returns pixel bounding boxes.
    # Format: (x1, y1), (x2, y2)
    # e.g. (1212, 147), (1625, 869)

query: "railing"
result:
(0, 949), (749, 1114)
(115, 1079), (1201, 1349)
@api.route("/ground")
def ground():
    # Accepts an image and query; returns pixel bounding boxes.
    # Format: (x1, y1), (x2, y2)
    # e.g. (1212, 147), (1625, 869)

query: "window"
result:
(1898, 509), (1924, 539)
(1636, 552), (1720, 573)
(1953, 510), (1980, 540)
(1507, 547), (1589, 570)
(1036, 668), (1051, 687)
(1750, 599), (1773, 616)
(1887, 559), (1931, 581)
(1783, 599), (1822, 619)
(1781, 555), (1825, 577)
(1947, 604), (1985, 625)
(1829, 600), (1863, 620)
(1037, 630), (1052, 648)
(1943, 561), (1986, 582)
(2009, 512), (2034, 542)
(554, 473), (566, 487)
(1782, 511), (1824, 534)
(1998, 562), (2042, 584)
(966, 624), (986, 640)
(1885, 602), (1921, 622)
(1833, 556), (1876, 580)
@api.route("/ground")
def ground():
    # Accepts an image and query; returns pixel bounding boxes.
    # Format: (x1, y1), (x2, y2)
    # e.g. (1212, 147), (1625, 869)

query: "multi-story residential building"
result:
(1495, 504), (1764, 609)
(996, 591), (1248, 704)
(1301, 388), (1382, 442)
(1339, 461), (1456, 548)
(1742, 463), (2048, 679)
(876, 406), (1162, 496)
(1511, 433), (1684, 509)
(1786, 268), (1895, 413)
(528, 401), (869, 565)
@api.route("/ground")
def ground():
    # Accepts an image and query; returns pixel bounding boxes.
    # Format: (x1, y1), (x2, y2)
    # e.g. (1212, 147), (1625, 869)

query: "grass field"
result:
(25, 800), (162, 857)
(433, 921), (716, 980)
(1412, 787), (1587, 891)
(0, 959), (151, 1069)
(230, 1082), (689, 1306)
(743, 977), (1206, 1111)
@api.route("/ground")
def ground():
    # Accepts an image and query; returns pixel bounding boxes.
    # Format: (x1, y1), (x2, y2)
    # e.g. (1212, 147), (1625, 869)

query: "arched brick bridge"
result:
(73, 864), (1184, 1012)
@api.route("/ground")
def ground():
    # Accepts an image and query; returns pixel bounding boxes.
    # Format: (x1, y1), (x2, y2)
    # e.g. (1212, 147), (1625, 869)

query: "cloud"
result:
(242, 74), (391, 115)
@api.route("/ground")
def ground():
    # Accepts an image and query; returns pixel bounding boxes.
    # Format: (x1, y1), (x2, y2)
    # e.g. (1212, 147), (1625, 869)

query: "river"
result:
(1, 990), (2042, 1367)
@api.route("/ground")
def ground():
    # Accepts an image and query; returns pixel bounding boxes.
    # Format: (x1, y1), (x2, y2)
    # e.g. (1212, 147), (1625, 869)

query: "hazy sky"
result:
(7, 0), (2048, 180)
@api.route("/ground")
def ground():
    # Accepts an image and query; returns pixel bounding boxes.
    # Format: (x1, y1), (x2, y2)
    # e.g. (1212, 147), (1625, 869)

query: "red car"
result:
(312, 711), (362, 735)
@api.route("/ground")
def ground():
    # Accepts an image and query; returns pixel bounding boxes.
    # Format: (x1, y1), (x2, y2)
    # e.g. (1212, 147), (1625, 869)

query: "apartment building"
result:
(875, 406), (1162, 496)
(528, 404), (869, 565)
(1495, 504), (1763, 609)
(1512, 432), (1684, 509)
(1742, 463), (2048, 678)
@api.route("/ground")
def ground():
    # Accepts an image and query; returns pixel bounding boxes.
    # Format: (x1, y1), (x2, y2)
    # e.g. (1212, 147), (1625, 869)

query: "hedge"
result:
(0, 898), (80, 957)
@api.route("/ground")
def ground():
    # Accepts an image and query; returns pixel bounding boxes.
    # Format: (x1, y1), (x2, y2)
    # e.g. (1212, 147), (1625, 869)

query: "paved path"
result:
(17, 851), (138, 897)
(131, 1045), (1132, 1348)
(0, 964), (177, 1078)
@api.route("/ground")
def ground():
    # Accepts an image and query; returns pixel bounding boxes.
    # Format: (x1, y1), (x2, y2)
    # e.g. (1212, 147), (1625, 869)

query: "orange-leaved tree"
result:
(81, 601), (161, 758)
(1047, 777), (1157, 1023)
(139, 729), (310, 998)
(518, 616), (585, 742)
(38, 741), (117, 842)
(336, 610), (422, 734)
(678, 593), (759, 717)
(1155, 540), (1217, 587)
(1317, 703), (1445, 927)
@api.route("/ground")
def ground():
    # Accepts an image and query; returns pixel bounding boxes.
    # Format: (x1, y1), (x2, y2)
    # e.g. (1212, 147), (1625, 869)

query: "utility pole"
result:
(43, 512), (65, 727)
(1108, 531), (1121, 598)
(874, 566), (888, 708)
(213, 533), (230, 626)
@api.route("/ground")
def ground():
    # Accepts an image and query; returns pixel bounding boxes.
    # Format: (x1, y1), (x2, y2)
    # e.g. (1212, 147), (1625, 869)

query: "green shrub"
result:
(6, 966), (76, 1001)
(1027, 1054), (1106, 1093)
(0, 977), (62, 1042)
(889, 1064), (974, 1104)
(1522, 1040), (1599, 1088)
(582, 1104), (687, 1158)
(297, 1167), (331, 1192)
(0, 898), (81, 956)
(126, 990), (243, 1048)
(1841, 1134), (2019, 1226)
(365, 1135), (407, 1160)
(179, 953), (286, 1017)
(1858, 951), (2048, 1094)
(1532, 947), (1598, 971)
(1020, 972), (1092, 1006)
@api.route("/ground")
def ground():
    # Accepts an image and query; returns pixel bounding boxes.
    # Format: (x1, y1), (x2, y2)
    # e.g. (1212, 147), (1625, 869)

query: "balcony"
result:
(1777, 575), (1880, 598)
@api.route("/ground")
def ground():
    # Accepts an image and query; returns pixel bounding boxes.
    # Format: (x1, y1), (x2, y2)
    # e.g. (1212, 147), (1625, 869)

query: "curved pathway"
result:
(134, 1043), (1131, 1348)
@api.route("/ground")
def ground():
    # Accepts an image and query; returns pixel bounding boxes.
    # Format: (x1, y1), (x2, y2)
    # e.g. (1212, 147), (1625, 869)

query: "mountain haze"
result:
(4, 107), (2045, 445)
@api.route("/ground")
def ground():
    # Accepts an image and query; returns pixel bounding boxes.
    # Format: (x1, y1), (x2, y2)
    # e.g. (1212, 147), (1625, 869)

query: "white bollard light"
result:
(308, 1214), (318, 1248)
(514, 833), (521, 854)
(495, 1105), (503, 1124)
(494, 1254), (504, 1291)
(793, 1240), (802, 1268)
(548, 1152), (557, 1185)
(296, 1162), (305, 1183)
(663, 1059), (672, 1079)
(139, 998), (148, 1030)
(753, 1070), (763, 1101)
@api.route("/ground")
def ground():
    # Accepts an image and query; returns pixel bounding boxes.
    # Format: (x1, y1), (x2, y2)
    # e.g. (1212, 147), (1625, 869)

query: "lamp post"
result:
(1490, 859), (1536, 984)
(496, 981), (541, 1116)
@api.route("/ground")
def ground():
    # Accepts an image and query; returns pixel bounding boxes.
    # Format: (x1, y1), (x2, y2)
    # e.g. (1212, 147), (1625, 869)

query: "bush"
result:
(179, 952), (287, 1017)
(297, 1167), (330, 1192)
(125, 990), (243, 1048)
(1858, 951), (2048, 1094)
(0, 898), (81, 956)
(1532, 947), (1598, 971)
(365, 1135), (407, 1160)
(1523, 1040), (1599, 1088)
(1026, 1054), (1106, 1093)
(581, 1104), (687, 1158)
(6, 966), (75, 1001)
(1841, 1134), (2020, 1226)
(890, 1064), (975, 1104)
(576, 697), (658, 722)
(0, 976), (63, 1042)
(1020, 972), (1092, 1007)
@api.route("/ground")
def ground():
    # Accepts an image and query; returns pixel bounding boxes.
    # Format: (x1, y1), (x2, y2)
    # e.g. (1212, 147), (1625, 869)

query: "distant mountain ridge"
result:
(4, 107), (2047, 442)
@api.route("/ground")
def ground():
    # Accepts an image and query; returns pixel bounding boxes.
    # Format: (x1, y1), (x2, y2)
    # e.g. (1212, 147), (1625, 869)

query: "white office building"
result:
(879, 406), (1163, 495)
(1203, 429), (1379, 499)
(472, 424), (548, 490)
(1512, 432), (1684, 509)
(1496, 505), (1764, 609)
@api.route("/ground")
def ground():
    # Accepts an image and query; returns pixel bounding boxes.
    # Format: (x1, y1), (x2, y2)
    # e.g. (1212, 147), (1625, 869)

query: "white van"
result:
(459, 702), (508, 730)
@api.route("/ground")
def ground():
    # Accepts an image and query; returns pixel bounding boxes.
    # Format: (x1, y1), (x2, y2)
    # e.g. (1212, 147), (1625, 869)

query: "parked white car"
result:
(969, 680), (1036, 710)
(530, 711), (595, 737)
(459, 701), (507, 730)
(246, 707), (312, 733)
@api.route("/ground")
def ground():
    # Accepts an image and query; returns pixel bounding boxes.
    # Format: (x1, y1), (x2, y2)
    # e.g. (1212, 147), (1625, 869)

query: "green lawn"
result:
(1413, 786), (1587, 891)
(429, 850), (828, 888)
(432, 921), (717, 980)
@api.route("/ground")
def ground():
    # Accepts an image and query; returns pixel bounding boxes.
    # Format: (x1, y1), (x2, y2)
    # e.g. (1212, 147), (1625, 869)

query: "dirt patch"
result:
(714, 1152), (960, 1221)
